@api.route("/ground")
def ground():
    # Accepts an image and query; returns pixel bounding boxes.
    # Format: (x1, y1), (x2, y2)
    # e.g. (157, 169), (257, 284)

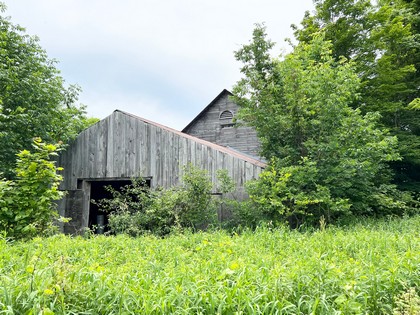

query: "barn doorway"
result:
(88, 178), (151, 234)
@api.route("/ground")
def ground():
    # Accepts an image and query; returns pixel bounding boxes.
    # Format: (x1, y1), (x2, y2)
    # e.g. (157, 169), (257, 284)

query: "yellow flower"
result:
(26, 265), (34, 274)
(44, 288), (54, 295)
(229, 261), (240, 270)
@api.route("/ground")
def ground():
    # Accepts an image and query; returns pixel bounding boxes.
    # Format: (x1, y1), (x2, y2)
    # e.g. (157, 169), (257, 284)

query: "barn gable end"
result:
(58, 110), (265, 234)
(182, 89), (261, 158)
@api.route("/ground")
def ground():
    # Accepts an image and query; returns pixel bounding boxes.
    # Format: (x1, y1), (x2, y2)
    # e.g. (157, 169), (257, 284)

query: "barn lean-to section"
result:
(58, 107), (265, 234)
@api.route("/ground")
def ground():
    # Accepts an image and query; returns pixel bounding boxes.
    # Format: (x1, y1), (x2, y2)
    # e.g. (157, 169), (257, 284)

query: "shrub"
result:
(245, 158), (352, 228)
(94, 165), (227, 236)
(0, 138), (64, 239)
(172, 165), (216, 229)
(245, 158), (417, 228)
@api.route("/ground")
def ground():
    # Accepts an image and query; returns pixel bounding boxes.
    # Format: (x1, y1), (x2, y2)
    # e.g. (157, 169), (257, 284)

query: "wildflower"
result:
(229, 261), (240, 270)
(44, 288), (54, 295)
(26, 265), (34, 274)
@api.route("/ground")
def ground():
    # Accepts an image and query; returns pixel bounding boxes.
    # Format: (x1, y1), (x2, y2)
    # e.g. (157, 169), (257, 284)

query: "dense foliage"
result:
(0, 3), (96, 178)
(0, 138), (64, 239)
(232, 26), (415, 225)
(93, 167), (238, 236)
(1, 216), (419, 314)
(292, 0), (420, 192)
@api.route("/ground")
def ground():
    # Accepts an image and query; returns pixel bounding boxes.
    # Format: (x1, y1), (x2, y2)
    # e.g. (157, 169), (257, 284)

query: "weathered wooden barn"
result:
(58, 91), (264, 233)
(183, 89), (261, 158)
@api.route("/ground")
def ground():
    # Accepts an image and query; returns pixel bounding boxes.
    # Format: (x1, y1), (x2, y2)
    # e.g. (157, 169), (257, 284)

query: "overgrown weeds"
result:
(93, 166), (241, 236)
(1, 216), (419, 314)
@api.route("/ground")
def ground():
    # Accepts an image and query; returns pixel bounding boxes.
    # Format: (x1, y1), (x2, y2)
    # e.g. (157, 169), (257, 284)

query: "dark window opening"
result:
(88, 179), (151, 234)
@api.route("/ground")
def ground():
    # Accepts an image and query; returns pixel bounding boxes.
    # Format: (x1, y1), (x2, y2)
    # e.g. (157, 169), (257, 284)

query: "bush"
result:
(94, 165), (230, 236)
(245, 158), (352, 228)
(0, 138), (64, 239)
(244, 157), (418, 228)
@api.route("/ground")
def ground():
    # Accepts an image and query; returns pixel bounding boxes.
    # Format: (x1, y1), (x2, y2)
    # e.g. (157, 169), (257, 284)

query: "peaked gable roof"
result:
(182, 89), (233, 133)
(114, 110), (266, 168)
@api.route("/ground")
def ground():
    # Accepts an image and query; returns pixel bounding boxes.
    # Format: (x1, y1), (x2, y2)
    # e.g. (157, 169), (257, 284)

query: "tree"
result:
(0, 3), (96, 178)
(292, 0), (420, 192)
(232, 25), (414, 226)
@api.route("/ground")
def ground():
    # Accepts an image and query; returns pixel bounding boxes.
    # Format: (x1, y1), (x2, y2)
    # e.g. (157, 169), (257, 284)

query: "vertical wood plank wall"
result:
(59, 111), (265, 193)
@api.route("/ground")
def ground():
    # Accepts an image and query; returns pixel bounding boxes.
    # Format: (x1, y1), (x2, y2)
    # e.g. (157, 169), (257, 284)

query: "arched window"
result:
(219, 110), (235, 128)
(219, 110), (234, 120)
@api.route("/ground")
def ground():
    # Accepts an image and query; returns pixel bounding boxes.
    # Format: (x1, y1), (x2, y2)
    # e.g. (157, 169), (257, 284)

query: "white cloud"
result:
(81, 90), (194, 130)
(5, 0), (314, 129)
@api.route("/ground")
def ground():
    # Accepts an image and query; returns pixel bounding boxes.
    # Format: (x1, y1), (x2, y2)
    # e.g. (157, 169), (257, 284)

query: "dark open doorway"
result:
(89, 180), (131, 234)
(88, 179), (150, 234)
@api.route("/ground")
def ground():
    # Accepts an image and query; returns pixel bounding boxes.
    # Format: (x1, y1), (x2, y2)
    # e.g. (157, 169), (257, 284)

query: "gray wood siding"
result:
(183, 91), (261, 158)
(59, 110), (264, 192)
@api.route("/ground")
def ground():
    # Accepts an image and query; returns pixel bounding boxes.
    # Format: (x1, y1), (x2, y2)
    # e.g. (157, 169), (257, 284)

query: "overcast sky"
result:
(5, 0), (314, 130)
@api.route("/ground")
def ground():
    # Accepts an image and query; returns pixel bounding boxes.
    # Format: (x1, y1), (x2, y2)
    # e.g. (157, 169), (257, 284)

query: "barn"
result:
(57, 90), (264, 234)
(183, 89), (261, 157)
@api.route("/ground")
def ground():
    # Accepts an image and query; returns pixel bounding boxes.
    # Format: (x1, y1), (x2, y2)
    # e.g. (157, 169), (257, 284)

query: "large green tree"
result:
(232, 26), (413, 226)
(0, 3), (95, 177)
(292, 0), (420, 192)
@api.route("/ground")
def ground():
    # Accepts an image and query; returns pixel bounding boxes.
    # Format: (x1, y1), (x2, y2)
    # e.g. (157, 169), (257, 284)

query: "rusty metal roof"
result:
(114, 109), (266, 168)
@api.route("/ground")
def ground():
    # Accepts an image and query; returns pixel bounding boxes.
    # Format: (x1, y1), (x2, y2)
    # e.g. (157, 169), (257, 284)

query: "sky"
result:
(4, 0), (314, 130)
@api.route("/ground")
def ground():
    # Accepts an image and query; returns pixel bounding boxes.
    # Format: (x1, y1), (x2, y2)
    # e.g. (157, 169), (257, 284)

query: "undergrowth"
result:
(0, 216), (419, 314)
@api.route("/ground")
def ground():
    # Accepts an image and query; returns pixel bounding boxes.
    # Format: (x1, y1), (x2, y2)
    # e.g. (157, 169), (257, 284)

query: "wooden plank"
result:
(149, 125), (156, 187)
(245, 161), (253, 182)
(115, 111), (124, 177)
(96, 119), (107, 178)
(134, 118), (142, 177)
(142, 122), (150, 178)
(161, 129), (168, 187)
(125, 116), (136, 176)
(171, 132), (177, 186)
(88, 125), (95, 178)
(155, 126), (162, 187)
(81, 180), (91, 230)
(106, 114), (114, 177)
(180, 135), (188, 169)
(195, 141), (202, 170)
(208, 146), (216, 190)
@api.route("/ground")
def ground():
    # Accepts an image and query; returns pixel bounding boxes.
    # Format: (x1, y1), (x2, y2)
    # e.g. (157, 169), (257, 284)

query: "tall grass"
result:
(0, 216), (419, 314)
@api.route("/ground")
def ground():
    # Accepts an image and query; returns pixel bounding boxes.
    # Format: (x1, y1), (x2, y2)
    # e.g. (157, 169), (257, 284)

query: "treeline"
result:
(0, 2), (96, 178)
(231, 0), (420, 226)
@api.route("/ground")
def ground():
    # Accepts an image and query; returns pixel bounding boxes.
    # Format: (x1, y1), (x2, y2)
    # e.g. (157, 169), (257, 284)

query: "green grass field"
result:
(1, 217), (419, 314)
